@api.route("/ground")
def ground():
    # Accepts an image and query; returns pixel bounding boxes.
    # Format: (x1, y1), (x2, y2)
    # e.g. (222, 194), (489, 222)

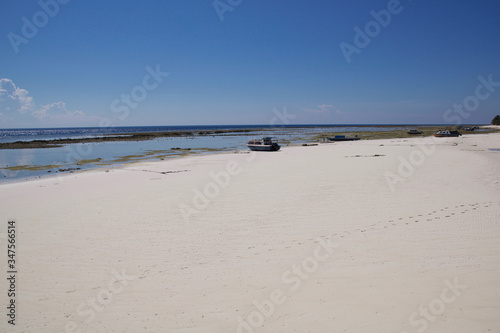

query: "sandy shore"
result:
(0, 133), (499, 332)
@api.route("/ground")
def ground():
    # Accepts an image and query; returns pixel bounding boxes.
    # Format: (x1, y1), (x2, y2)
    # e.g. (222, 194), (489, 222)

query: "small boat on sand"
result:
(328, 135), (360, 142)
(246, 137), (280, 151)
(433, 130), (462, 137)
(407, 129), (423, 135)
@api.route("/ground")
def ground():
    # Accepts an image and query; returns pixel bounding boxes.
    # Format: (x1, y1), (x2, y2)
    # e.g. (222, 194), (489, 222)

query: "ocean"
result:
(0, 125), (410, 182)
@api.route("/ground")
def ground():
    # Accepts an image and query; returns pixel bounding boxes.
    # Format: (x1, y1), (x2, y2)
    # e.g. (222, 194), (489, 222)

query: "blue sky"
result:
(1, 0), (500, 128)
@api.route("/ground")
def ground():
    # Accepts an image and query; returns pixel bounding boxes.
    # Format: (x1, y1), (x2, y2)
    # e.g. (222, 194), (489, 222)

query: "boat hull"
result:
(434, 130), (462, 137)
(433, 134), (461, 137)
(327, 137), (360, 141)
(246, 144), (280, 151)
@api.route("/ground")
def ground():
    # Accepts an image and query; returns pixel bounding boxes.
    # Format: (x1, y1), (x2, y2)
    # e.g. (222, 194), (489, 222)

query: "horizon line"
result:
(0, 123), (492, 131)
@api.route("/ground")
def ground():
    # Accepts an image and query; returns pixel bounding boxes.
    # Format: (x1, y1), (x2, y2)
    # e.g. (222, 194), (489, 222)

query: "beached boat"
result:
(246, 137), (280, 151)
(433, 130), (462, 137)
(328, 135), (360, 142)
(407, 129), (423, 134)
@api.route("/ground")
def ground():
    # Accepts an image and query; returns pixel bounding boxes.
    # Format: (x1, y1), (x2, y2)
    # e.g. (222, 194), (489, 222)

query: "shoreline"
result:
(0, 132), (499, 332)
(0, 148), (239, 186)
(1, 125), (498, 150)
(1, 127), (499, 184)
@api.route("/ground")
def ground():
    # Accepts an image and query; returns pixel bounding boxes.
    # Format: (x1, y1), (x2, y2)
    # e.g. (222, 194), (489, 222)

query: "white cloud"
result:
(32, 101), (85, 121)
(0, 78), (97, 127)
(0, 78), (35, 114)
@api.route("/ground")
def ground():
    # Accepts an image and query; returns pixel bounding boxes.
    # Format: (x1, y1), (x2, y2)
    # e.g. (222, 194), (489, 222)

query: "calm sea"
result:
(0, 125), (410, 182)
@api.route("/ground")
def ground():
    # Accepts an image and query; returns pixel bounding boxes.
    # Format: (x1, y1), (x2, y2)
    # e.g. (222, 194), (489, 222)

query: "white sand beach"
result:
(1, 133), (499, 333)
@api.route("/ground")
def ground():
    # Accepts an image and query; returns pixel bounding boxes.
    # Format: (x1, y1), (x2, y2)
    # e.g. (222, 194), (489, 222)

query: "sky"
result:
(1, 0), (500, 128)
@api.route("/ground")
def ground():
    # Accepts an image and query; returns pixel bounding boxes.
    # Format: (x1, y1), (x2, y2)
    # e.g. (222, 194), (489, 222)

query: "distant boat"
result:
(459, 126), (478, 131)
(246, 137), (280, 151)
(328, 135), (360, 142)
(433, 130), (462, 137)
(407, 129), (423, 134)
